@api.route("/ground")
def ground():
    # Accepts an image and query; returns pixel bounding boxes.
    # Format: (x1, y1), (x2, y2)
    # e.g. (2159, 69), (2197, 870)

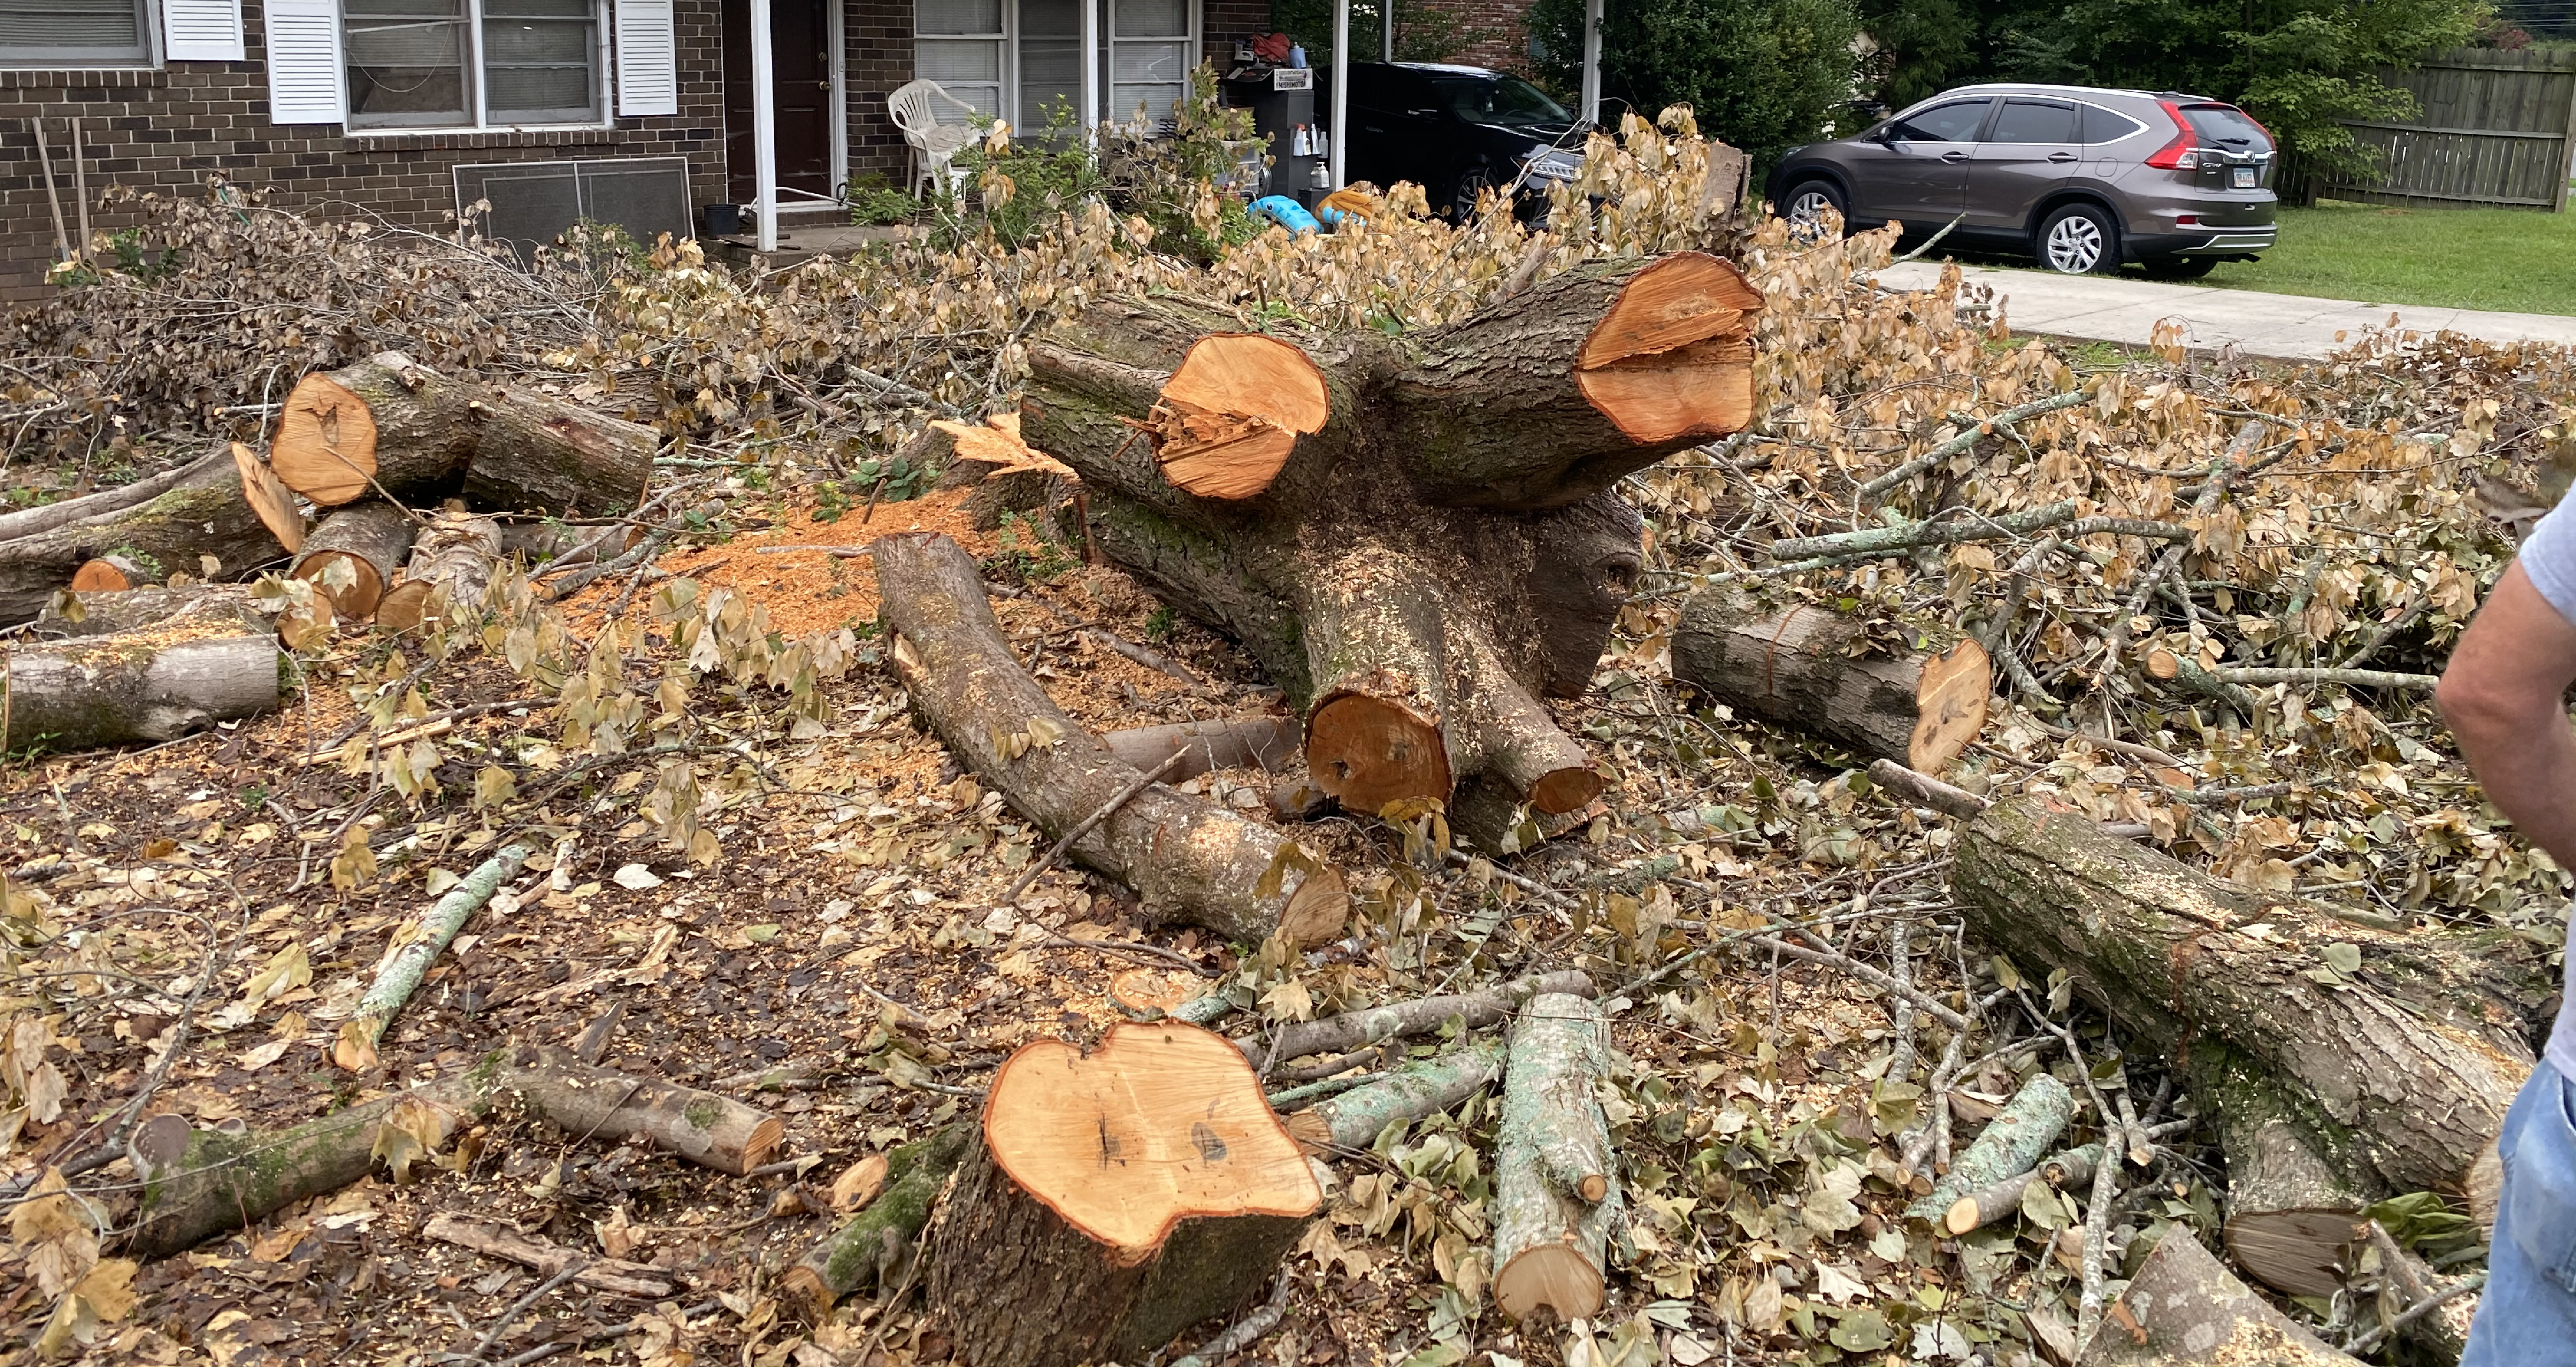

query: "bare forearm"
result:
(2454, 707), (2576, 873)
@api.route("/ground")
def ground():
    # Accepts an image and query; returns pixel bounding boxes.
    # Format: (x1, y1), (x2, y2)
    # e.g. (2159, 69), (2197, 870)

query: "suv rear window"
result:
(2182, 104), (2271, 153)
(1886, 99), (1991, 143)
(2077, 104), (2144, 144)
(1433, 74), (1570, 128)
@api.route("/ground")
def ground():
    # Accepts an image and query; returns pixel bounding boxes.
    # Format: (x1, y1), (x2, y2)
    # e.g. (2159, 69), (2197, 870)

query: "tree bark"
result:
(332, 845), (530, 1070)
(0, 444), (293, 625)
(2077, 1227), (2359, 1366)
(1021, 253), (1757, 843)
(1281, 1040), (1506, 1151)
(377, 510), (503, 632)
(1905, 1075), (2074, 1223)
(780, 1124), (972, 1322)
(1944, 1143), (2103, 1236)
(123, 1044), (783, 1258)
(875, 531), (1348, 949)
(2, 628), (282, 754)
(1102, 715), (1302, 782)
(291, 501), (418, 622)
(422, 1213), (673, 1297)
(1490, 992), (1619, 1324)
(1953, 796), (2543, 1238)
(272, 352), (654, 515)
(923, 1022), (1320, 1367)
(1244, 970), (1594, 1069)
(1672, 588), (1991, 774)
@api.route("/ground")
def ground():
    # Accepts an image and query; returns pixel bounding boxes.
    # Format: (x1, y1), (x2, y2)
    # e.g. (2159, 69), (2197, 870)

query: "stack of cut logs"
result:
(0, 351), (654, 754)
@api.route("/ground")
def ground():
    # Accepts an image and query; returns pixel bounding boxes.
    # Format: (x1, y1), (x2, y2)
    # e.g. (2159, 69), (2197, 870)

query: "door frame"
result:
(723, 0), (848, 212)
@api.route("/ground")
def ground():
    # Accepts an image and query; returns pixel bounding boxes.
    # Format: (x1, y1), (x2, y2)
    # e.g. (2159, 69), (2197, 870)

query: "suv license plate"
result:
(2231, 166), (2257, 189)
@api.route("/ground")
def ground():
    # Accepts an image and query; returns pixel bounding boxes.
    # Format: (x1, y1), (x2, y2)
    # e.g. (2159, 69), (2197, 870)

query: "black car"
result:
(1325, 62), (1585, 216)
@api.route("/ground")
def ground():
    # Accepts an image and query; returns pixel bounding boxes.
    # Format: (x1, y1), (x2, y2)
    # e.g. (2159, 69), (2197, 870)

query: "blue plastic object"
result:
(1289, 44), (1307, 68)
(1249, 195), (1321, 234)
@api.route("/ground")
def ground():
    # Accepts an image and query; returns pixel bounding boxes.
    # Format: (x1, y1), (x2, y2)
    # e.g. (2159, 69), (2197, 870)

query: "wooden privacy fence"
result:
(2319, 46), (2576, 211)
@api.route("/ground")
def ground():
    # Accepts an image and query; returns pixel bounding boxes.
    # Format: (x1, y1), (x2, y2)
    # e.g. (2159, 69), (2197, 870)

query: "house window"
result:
(0, 0), (155, 67)
(912, 0), (1196, 134)
(344, 0), (604, 128)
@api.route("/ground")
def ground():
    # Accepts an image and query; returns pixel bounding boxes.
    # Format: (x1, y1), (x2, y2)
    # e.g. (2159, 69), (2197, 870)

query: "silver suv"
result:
(1763, 83), (2277, 277)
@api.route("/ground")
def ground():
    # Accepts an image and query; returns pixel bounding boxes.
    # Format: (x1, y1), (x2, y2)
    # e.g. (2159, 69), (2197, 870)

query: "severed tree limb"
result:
(1903, 1074), (2073, 1223)
(1102, 715), (1302, 781)
(124, 1045), (782, 1258)
(1855, 388), (2095, 501)
(1868, 758), (1986, 819)
(1491, 992), (1619, 1323)
(1281, 1040), (1507, 1151)
(1944, 1143), (2102, 1235)
(0, 447), (227, 543)
(335, 845), (531, 1070)
(2076, 1227), (2359, 1366)
(779, 1124), (973, 1323)
(877, 532), (1348, 949)
(1243, 971), (1593, 1070)
(422, 1213), (673, 1297)
(2204, 666), (2438, 691)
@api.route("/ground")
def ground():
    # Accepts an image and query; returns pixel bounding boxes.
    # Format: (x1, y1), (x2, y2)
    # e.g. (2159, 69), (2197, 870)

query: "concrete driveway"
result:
(1871, 259), (2576, 362)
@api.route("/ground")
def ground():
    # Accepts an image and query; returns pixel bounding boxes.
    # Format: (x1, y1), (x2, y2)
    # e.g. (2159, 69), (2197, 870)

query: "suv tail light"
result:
(2145, 99), (2199, 170)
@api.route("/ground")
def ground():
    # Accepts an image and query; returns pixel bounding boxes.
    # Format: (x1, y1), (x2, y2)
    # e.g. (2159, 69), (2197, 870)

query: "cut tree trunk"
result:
(2076, 1227), (2359, 1366)
(924, 1021), (1321, 1367)
(376, 510), (502, 631)
(1021, 252), (1757, 845)
(1944, 1143), (2102, 1236)
(875, 531), (1348, 948)
(780, 1124), (973, 1322)
(124, 1044), (782, 1258)
(0, 443), (294, 624)
(1282, 1039), (1506, 1151)
(923, 414), (1078, 530)
(70, 555), (144, 592)
(1672, 588), (1990, 774)
(2, 625), (282, 753)
(1953, 796), (2544, 1286)
(1102, 715), (1302, 782)
(272, 352), (654, 515)
(291, 501), (418, 621)
(1490, 991), (1619, 1324)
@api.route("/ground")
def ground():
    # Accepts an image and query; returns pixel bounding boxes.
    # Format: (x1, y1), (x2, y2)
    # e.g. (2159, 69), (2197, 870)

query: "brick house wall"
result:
(1408, 0), (1532, 72)
(0, 0), (727, 307)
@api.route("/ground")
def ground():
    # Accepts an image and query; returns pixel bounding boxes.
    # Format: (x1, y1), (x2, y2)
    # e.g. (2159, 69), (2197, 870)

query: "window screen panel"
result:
(0, 0), (149, 63)
(1111, 0), (1183, 37)
(483, 0), (596, 120)
(1018, 0), (1080, 134)
(916, 36), (999, 121)
(914, 0), (998, 35)
(344, 0), (470, 125)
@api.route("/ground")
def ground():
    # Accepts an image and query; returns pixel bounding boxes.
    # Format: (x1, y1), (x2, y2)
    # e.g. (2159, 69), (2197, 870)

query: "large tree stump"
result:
(1671, 587), (1990, 773)
(273, 352), (654, 515)
(1490, 991), (1620, 1323)
(1953, 796), (2545, 1294)
(924, 1022), (1321, 1367)
(875, 532), (1347, 948)
(1020, 252), (1760, 842)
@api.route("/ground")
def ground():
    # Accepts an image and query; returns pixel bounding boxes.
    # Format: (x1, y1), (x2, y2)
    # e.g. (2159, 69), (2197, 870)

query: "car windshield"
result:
(1433, 74), (1570, 127)
(2183, 104), (2271, 152)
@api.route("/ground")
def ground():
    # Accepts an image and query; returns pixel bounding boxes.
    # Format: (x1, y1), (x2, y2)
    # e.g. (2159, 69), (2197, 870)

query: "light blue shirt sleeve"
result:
(2520, 499), (2576, 630)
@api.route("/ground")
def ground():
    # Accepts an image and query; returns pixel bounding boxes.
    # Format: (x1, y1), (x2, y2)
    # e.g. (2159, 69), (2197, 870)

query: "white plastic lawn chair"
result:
(889, 79), (982, 198)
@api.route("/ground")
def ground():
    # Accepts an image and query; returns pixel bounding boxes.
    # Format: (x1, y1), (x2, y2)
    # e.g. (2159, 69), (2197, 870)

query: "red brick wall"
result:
(1407, 0), (1531, 71)
(845, 0), (913, 186)
(1, 0), (726, 307)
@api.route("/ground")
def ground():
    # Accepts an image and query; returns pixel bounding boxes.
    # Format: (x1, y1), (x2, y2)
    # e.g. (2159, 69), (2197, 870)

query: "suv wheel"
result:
(1450, 165), (1498, 220)
(1783, 180), (1845, 239)
(2037, 204), (2118, 274)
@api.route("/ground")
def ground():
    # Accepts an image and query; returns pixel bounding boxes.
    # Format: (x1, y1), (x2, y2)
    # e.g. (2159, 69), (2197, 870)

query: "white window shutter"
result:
(263, 0), (344, 124)
(164, 0), (245, 61)
(615, 0), (679, 117)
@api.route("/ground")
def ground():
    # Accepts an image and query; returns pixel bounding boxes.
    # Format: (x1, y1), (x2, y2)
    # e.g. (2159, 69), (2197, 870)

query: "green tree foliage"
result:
(1527, 0), (1866, 166)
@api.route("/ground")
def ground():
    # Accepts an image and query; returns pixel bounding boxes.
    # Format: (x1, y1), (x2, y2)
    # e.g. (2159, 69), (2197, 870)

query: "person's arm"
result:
(2437, 561), (2576, 871)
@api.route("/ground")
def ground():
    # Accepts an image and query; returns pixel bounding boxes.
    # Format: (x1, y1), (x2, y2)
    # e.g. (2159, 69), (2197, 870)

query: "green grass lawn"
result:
(2193, 195), (2576, 316)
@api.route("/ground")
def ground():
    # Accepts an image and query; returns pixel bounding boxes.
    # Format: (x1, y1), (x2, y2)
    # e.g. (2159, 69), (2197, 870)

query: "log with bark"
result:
(924, 1021), (1321, 1366)
(0, 443), (295, 624)
(1944, 1143), (2102, 1235)
(2, 613), (284, 753)
(1490, 991), (1620, 1323)
(1281, 1040), (1506, 1151)
(1672, 588), (1991, 774)
(1019, 253), (1759, 844)
(375, 510), (503, 632)
(333, 845), (530, 1069)
(2076, 1226), (2359, 1366)
(123, 1043), (782, 1258)
(272, 352), (655, 515)
(1905, 1074), (2073, 1223)
(1954, 795), (2547, 1296)
(875, 531), (1348, 948)
(290, 501), (418, 622)
(1102, 715), (1302, 782)
(1244, 970), (1594, 1069)
(780, 1124), (973, 1322)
